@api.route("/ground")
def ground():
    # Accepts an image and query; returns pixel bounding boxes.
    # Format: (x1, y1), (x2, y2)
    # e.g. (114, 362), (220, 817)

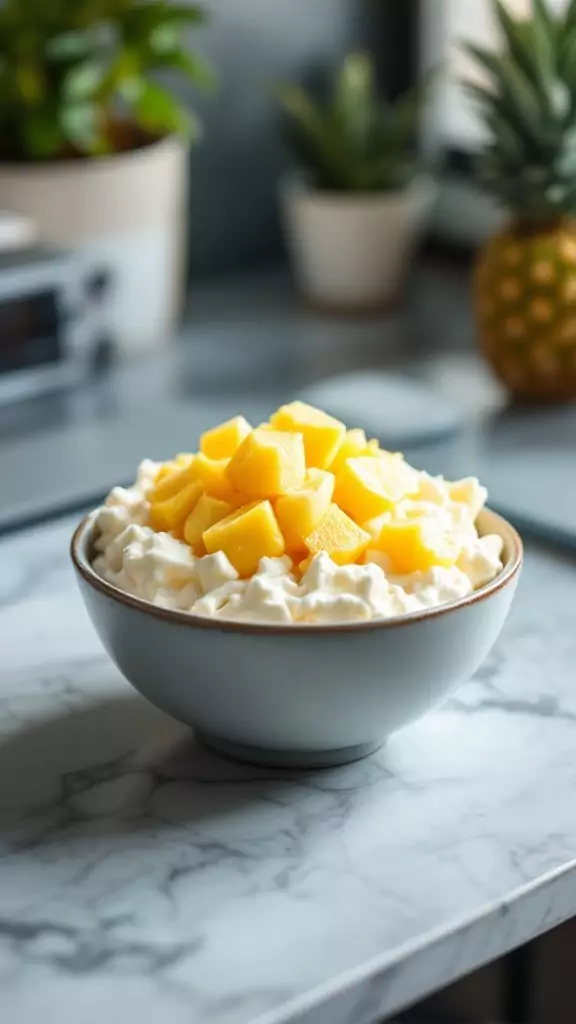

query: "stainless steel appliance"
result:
(0, 240), (114, 404)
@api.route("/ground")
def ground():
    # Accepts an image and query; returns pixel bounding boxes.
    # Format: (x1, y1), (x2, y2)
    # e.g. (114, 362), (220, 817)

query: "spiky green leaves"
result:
(464, 0), (576, 220)
(276, 53), (432, 193)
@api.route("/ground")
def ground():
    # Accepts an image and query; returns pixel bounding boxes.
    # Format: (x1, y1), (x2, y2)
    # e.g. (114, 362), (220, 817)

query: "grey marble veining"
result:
(1, 516), (576, 1024)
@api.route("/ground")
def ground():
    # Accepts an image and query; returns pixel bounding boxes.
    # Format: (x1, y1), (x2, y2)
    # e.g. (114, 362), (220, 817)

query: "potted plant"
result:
(464, 0), (576, 402)
(276, 53), (436, 315)
(0, 0), (215, 355)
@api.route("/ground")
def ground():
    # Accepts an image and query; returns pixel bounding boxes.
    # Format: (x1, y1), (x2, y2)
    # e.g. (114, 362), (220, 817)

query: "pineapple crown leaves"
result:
(0, 0), (216, 161)
(275, 52), (434, 193)
(462, 0), (576, 221)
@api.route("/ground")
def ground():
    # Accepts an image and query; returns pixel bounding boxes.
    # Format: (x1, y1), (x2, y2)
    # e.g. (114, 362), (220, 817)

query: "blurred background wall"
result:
(177, 0), (410, 276)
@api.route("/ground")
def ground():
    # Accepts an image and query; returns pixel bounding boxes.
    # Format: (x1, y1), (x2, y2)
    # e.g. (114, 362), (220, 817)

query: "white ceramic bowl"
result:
(71, 510), (522, 768)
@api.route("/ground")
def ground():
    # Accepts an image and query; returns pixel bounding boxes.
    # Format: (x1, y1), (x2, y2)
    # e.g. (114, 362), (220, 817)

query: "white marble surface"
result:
(2, 515), (576, 1024)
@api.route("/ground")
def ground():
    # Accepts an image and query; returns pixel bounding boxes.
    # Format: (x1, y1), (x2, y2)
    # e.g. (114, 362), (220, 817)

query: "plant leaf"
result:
(22, 110), (64, 159)
(560, 25), (576, 87)
(566, 0), (576, 32)
(462, 42), (507, 81)
(277, 82), (352, 189)
(121, 1), (208, 45)
(531, 0), (557, 42)
(134, 78), (200, 139)
(492, 1), (552, 86)
(16, 67), (42, 106)
(463, 43), (544, 143)
(163, 47), (216, 92)
(46, 31), (94, 62)
(64, 59), (108, 102)
(60, 102), (100, 153)
(383, 72), (433, 146)
(331, 52), (374, 159)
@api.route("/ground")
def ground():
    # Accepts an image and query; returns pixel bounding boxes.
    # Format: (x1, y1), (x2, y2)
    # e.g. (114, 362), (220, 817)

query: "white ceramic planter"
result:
(281, 176), (437, 313)
(0, 136), (188, 356)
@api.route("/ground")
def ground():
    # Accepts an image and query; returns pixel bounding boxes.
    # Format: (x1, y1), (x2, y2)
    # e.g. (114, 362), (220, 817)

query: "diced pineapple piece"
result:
(275, 469), (335, 553)
(183, 494), (233, 553)
(149, 480), (203, 535)
(298, 554), (313, 576)
(328, 429), (368, 473)
(149, 460), (198, 504)
(334, 455), (417, 523)
(270, 401), (345, 469)
(372, 520), (461, 575)
(153, 453), (194, 485)
(305, 504), (370, 566)
(154, 464), (173, 485)
(200, 415), (252, 460)
(226, 428), (306, 498)
(363, 510), (394, 540)
(203, 500), (285, 577)
(366, 440), (412, 465)
(192, 453), (242, 503)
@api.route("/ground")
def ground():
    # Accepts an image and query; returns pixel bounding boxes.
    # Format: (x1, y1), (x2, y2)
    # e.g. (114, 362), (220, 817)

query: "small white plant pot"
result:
(0, 136), (188, 357)
(281, 175), (437, 314)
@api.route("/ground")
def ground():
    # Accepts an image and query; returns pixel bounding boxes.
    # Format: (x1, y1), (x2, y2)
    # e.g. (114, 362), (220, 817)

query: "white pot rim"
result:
(0, 133), (185, 177)
(281, 171), (436, 207)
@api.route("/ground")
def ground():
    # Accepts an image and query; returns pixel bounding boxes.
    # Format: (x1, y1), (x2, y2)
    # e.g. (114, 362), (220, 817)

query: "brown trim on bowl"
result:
(70, 509), (523, 636)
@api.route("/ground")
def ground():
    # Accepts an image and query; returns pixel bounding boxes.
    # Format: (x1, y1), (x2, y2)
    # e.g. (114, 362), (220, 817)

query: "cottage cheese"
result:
(91, 462), (504, 625)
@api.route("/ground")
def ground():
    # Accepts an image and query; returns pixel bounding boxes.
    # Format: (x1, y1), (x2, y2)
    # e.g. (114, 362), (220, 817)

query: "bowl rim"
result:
(70, 508), (523, 636)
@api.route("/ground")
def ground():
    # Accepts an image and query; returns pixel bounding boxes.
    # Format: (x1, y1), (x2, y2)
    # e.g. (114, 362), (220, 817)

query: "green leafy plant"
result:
(0, 0), (216, 161)
(276, 52), (432, 193)
(462, 0), (576, 222)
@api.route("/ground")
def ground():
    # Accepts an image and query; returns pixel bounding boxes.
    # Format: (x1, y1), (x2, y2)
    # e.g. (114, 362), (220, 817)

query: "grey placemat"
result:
(298, 371), (463, 447)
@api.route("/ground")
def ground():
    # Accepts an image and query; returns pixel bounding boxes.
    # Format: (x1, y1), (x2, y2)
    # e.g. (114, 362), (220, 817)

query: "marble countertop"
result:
(2, 515), (576, 1024)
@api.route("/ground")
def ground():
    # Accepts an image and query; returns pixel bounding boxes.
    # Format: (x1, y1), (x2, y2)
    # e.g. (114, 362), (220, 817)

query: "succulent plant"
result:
(276, 52), (431, 193)
(0, 0), (216, 161)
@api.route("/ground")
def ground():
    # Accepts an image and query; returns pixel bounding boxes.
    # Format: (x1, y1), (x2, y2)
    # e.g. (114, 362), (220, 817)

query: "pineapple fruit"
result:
(465, 0), (576, 401)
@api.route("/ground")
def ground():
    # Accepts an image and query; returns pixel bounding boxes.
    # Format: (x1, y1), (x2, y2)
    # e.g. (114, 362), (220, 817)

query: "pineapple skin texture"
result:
(474, 222), (576, 401)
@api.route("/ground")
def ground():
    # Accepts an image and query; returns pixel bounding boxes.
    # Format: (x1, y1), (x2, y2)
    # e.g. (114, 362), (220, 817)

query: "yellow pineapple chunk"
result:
(334, 455), (417, 523)
(226, 428), (306, 499)
(183, 494), (233, 553)
(203, 500), (285, 577)
(275, 469), (335, 554)
(149, 460), (197, 504)
(305, 504), (370, 566)
(192, 453), (242, 503)
(154, 464), (173, 485)
(149, 480), (203, 535)
(372, 520), (460, 575)
(328, 429), (368, 473)
(153, 453), (194, 485)
(298, 554), (313, 576)
(200, 415), (252, 460)
(270, 401), (345, 469)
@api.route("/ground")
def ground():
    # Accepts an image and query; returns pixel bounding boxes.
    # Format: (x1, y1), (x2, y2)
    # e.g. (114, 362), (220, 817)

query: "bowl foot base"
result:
(197, 733), (384, 769)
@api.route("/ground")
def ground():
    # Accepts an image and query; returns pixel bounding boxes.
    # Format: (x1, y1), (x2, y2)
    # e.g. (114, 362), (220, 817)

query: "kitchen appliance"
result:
(0, 214), (114, 404)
